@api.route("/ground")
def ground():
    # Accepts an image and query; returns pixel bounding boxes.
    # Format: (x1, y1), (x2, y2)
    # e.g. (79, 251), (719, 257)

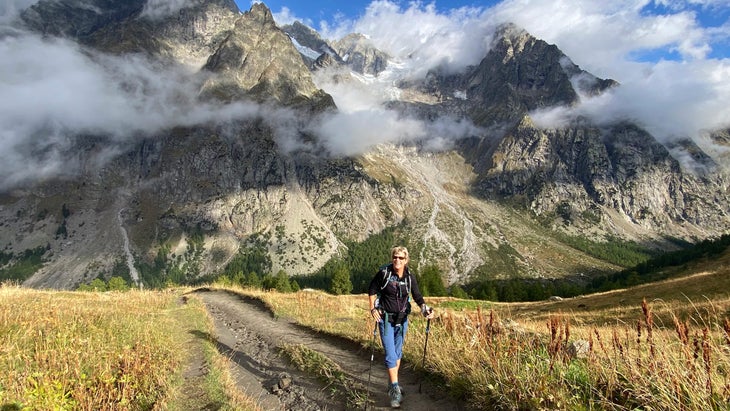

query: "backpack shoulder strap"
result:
(405, 267), (412, 294)
(377, 264), (391, 290)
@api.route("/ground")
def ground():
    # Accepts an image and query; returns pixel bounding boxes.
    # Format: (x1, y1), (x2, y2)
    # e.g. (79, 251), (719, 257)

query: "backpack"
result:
(374, 264), (412, 316)
(376, 263), (412, 293)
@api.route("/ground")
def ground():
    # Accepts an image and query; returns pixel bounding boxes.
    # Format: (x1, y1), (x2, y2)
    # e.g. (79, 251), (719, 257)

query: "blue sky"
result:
(239, 0), (730, 65)
(241, 1), (499, 26)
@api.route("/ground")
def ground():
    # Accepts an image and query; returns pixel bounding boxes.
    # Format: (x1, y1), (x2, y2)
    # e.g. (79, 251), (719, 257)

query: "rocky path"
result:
(192, 288), (467, 410)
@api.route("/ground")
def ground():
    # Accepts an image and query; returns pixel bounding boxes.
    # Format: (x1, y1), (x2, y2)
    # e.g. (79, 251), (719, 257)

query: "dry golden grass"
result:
(0, 285), (179, 410)
(2, 248), (728, 410)
(0, 284), (256, 411)
(506, 257), (730, 327)
(229, 262), (730, 411)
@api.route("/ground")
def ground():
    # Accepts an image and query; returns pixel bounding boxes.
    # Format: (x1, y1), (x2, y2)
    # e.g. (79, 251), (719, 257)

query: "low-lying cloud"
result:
(1, 1), (486, 191)
(310, 68), (482, 156)
(0, 31), (272, 189)
(313, 109), (479, 156)
(142, 0), (199, 19)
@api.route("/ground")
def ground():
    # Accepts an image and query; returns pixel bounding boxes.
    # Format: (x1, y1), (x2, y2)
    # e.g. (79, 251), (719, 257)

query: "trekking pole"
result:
(418, 317), (431, 393)
(365, 321), (377, 410)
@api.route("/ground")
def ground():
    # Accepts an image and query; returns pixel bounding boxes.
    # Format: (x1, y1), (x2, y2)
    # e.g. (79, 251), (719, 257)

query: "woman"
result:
(368, 246), (434, 408)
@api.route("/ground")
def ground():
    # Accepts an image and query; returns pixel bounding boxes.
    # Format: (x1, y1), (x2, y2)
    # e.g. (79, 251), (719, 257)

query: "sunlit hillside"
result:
(1, 245), (729, 410)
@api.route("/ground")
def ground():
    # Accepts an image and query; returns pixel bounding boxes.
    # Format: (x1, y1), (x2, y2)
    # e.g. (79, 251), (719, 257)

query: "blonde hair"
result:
(391, 246), (409, 260)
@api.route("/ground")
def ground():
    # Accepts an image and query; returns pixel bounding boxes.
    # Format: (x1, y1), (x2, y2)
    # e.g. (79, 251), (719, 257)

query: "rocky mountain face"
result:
(280, 22), (390, 77)
(462, 24), (618, 124)
(200, 4), (334, 109)
(281, 21), (343, 69)
(1, 1), (728, 289)
(21, 0), (240, 66)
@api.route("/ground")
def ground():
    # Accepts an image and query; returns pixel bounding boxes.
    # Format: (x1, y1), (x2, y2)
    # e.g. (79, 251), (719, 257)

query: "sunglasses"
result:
(392, 256), (407, 260)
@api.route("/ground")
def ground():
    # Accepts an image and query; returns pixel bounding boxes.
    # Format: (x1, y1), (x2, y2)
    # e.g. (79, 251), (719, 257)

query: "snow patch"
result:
(289, 37), (321, 61)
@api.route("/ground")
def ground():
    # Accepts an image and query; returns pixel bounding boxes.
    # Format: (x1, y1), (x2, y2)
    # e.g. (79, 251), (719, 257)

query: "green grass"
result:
(438, 299), (494, 311)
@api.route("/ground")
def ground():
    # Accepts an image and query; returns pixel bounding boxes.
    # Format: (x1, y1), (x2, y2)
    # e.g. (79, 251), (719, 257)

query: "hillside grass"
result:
(0, 246), (46, 282)
(507, 245), (730, 326)
(228, 250), (730, 410)
(2, 247), (729, 410)
(0, 285), (257, 411)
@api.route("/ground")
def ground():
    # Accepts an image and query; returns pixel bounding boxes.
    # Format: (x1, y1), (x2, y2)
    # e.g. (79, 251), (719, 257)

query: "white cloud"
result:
(0, 0), (39, 24)
(3, 0), (729, 190)
(534, 58), (730, 141)
(272, 6), (311, 27)
(142, 0), (199, 19)
(309, 64), (482, 156)
(0, 33), (272, 189)
(311, 108), (479, 156)
(320, 1), (494, 77)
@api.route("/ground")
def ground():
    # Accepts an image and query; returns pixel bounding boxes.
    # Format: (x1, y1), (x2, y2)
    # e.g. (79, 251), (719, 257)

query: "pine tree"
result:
(330, 266), (353, 295)
(274, 270), (292, 293)
(419, 265), (447, 296)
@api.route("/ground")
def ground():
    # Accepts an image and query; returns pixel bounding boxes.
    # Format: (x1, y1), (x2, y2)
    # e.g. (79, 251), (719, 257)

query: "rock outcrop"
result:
(200, 4), (334, 110)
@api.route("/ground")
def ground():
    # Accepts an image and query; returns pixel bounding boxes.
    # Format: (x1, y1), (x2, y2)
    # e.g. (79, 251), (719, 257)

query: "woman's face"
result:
(392, 252), (408, 270)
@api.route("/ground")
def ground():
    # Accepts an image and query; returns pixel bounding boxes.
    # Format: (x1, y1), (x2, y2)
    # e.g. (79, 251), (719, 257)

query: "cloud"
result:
(3, 0), (729, 191)
(318, 1), (494, 77)
(310, 108), (479, 156)
(269, 5), (312, 27)
(533, 58), (730, 139)
(0, 0), (38, 25)
(141, 0), (200, 20)
(0, 32), (272, 190)
(309, 66), (482, 156)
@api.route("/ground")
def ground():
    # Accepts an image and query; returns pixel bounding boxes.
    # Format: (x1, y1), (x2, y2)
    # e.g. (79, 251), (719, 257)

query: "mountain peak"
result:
(332, 33), (390, 76)
(493, 22), (530, 47)
(200, 3), (334, 109)
(247, 2), (276, 23)
(456, 23), (617, 124)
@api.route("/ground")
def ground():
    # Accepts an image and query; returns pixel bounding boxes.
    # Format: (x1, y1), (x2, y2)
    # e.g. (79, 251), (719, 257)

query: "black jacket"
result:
(368, 264), (425, 314)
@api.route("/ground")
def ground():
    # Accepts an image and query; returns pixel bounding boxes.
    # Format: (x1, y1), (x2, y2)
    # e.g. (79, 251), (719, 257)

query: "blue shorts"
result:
(378, 316), (409, 369)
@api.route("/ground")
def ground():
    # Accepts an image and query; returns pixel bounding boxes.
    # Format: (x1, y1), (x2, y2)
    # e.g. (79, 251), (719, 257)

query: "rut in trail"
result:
(192, 288), (468, 411)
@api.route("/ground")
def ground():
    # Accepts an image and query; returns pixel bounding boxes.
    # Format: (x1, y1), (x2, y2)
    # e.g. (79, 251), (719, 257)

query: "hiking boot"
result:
(388, 384), (402, 408)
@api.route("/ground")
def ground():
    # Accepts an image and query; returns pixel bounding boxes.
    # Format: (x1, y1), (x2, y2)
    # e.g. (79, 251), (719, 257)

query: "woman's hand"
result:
(421, 304), (434, 319)
(371, 307), (382, 322)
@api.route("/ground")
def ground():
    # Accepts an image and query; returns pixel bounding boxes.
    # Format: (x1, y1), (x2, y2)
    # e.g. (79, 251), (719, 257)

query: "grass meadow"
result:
(240, 267), (730, 410)
(0, 284), (257, 411)
(1, 254), (729, 410)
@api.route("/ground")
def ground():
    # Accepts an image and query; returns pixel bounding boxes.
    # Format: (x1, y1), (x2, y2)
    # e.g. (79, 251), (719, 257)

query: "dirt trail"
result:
(192, 288), (467, 410)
